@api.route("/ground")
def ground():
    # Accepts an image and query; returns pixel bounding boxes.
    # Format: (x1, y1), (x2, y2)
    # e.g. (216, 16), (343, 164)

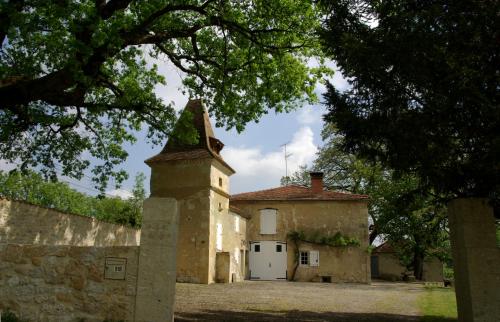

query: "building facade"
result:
(146, 99), (370, 284)
(231, 175), (371, 283)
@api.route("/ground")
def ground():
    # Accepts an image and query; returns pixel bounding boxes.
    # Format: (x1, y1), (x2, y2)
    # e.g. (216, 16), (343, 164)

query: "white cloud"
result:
(317, 59), (351, 95)
(144, 49), (189, 112)
(0, 159), (17, 172)
(222, 127), (317, 193)
(106, 189), (133, 199)
(296, 105), (325, 125)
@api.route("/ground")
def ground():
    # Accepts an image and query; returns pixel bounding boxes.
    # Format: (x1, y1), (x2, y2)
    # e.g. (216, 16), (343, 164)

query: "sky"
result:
(0, 60), (349, 198)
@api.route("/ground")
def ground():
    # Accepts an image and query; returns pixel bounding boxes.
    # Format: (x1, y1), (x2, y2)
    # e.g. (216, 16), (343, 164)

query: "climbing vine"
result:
(287, 230), (360, 281)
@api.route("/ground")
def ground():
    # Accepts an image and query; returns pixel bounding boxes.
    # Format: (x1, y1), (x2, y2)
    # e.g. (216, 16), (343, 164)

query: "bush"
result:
(1, 311), (28, 322)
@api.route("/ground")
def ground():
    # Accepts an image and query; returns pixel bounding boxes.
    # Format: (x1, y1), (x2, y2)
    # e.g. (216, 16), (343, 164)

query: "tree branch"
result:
(0, 0), (25, 48)
(96, 0), (133, 20)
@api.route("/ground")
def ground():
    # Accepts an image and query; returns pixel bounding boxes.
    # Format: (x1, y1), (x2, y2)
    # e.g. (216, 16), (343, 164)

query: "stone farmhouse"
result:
(146, 99), (371, 284)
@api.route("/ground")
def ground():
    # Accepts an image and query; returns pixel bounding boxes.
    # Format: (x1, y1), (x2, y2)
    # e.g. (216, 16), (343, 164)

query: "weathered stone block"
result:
(2, 244), (24, 263)
(135, 197), (178, 322)
(448, 198), (500, 322)
(23, 245), (48, 258)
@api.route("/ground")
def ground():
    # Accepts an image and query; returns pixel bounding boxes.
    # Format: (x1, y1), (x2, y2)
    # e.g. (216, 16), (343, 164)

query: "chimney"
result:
(310, 172), (324, 194)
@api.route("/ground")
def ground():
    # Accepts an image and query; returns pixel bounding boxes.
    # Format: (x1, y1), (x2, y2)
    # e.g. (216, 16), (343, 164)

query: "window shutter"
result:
(309, 250), (319, 267)
(260, 209), (277, 234)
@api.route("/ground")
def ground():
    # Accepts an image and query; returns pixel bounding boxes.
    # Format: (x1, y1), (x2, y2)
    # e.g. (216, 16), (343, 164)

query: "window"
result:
(219, 177), (223, 187)
(276, 244), (282, 252)
(254, 244), (260, 252)
(234, 216), (240, 232)
(300, 251), (309, 265)
(300, 251), (319, 267)
(260, 209), (277, 234)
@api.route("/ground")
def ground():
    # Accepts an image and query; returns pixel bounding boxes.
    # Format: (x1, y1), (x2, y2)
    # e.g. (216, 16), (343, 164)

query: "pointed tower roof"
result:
(145, 99), (235, 173)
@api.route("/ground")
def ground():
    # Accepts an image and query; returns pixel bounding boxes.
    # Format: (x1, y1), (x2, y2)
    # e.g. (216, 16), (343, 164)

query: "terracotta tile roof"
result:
(229, 205), (251, 219)
(230, 185), (369, 202)
(145, 99), (235, 173)
(145, 149), (212, 162)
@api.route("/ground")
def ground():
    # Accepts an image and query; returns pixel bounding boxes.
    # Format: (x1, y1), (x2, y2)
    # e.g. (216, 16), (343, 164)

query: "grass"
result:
(418, 286), (458, 321)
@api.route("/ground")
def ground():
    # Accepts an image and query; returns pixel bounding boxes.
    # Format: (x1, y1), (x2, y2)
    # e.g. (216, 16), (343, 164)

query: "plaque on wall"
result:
(105, 257), (127, 280)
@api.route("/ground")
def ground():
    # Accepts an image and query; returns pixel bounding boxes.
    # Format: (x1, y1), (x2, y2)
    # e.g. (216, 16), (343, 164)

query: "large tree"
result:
(0, 0), (328, 190)
(319, 0), (499, 201)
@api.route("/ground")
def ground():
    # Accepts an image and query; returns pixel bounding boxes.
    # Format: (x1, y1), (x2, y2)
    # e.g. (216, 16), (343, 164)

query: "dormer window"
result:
(209, 137), (224, 154)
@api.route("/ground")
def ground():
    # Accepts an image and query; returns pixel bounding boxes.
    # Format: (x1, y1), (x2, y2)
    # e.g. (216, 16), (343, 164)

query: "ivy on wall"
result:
(287, 230), (360, 281)
(288, 230), (360, 247)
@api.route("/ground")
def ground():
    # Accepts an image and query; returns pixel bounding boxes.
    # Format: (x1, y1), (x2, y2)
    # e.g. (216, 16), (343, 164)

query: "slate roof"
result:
(230, 185), (369, 202)
(145, 99), (235, 173)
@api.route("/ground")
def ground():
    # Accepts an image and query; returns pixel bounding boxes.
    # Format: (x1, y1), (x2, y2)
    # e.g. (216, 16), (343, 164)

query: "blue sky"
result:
(0, 60), (349, 197)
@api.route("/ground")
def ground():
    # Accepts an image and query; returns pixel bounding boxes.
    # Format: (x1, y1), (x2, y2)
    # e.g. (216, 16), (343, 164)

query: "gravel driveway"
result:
(174, 281), (428, 321)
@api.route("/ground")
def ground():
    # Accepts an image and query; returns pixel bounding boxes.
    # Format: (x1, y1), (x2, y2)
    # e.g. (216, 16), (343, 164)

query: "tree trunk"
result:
(290, 239), (300, 281)
(369, 228), (378, 245)
(413, 252), (424, 280)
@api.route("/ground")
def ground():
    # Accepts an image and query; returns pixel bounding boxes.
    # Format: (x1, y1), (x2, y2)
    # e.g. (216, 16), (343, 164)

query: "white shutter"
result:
(216, 223), (223, 251)
(260, 209), (277, 234)
(309, 250), (319, 267)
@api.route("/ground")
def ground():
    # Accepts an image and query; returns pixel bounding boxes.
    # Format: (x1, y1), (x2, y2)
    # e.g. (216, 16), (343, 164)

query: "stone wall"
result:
(212, 207), (247, 283)
(0, 198), (140, 246)
(373, 252), (443, 282)
(0, 244), (139, 321)
(232, 199), (370, 283)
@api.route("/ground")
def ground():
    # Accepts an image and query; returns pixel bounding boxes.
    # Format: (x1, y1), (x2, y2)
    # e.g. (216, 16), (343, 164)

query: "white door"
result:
(249, 241), (287, 280)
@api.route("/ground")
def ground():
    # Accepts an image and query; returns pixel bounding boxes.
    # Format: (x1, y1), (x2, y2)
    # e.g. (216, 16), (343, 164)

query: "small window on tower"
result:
(254, 244), (260, 252)
(276, 244), (282, 252)
(219, 177), (223, 187)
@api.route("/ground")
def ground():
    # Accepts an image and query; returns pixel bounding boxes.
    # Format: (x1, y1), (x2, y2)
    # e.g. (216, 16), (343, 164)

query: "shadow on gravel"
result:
(175, 309), (458, 321)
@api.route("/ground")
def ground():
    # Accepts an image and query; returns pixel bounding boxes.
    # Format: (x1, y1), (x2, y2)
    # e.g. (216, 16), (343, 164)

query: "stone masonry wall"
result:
(0, 198), (140, 246)
(0, 244), (139, 322)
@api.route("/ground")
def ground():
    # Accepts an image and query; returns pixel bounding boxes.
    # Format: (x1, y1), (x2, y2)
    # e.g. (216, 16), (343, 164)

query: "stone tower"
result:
(145, 99), (235, 284)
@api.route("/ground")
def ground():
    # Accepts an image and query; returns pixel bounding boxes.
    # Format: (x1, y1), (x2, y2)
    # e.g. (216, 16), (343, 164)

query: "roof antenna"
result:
(280, 142), (293, 185)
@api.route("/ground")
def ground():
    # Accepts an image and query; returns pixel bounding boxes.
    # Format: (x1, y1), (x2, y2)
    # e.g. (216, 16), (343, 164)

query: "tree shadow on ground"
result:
(175, 310), (458, 322)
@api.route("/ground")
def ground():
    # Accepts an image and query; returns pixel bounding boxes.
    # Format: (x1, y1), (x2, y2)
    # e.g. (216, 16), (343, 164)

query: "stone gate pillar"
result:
(448, 198), (500, 322)
(134, 198), (179, 322)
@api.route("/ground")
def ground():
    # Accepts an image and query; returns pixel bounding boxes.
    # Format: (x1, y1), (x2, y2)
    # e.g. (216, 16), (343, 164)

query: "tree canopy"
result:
(319, 0), (499, 200)
(0, 0), (328, 190)
(0, 170), (145, 227)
